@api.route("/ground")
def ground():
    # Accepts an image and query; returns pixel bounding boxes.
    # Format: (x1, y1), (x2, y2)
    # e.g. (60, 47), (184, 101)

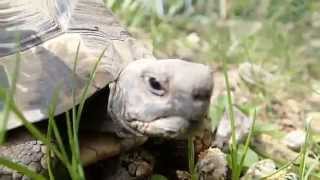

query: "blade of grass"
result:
(77, 47), (107, 177)
(0, 51), (21, 143)
(7, 99), (62, 159)
(238, 109), (256, 177)
(48, 85), (69, 161)
(0, 157), (46, 180)
(0, 50), (72, 178)
(0, 44), (52, 179)
(0, 31), (106, 180)
(71, 42), (81, 168)
(222, 60), (239, 179)
(0, 89), (74, 176)
(304, 161), (319, 180)
(299, 117), (312, 178)
(187, 137), (195, 180)
(46, 84), (74, 180)
(65, 110), (80, 180)
(70, 46), (107, 179)
(0, 50), (74, 178)
(46, 122), (55, 180)
(9, 91), (79, 179)
(261, 154), (301, 179)
(65, 111), (75, 163)
(46, 98), (55, 180)
(75, 47), (108, 130)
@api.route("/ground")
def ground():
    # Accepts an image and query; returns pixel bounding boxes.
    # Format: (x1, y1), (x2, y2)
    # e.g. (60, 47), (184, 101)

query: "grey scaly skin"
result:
(0, 140), (46, 180)
(108, 59), (213, 138)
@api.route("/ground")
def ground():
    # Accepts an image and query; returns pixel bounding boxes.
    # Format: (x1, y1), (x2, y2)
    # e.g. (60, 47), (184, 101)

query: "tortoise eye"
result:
(149, 77), (162, 91)
(145, 76), (166, 96)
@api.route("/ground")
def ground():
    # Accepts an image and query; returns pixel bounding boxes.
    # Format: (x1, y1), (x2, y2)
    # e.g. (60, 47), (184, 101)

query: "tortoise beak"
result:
(127, 116), (208, 139)
(129, 117), (190, 138)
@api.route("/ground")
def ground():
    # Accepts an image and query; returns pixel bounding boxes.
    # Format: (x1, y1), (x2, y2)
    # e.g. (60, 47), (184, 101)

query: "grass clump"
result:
(0, 42), (106, 179)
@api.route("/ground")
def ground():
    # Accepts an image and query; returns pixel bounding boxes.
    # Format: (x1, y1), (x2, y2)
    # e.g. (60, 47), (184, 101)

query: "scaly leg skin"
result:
(0, 128), (147, 180)
(0, 129), (48, 180)
(0, 131), (123, 180)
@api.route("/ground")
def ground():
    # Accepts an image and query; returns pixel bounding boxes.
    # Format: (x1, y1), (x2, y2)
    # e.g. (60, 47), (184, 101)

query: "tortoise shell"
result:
(0, 0), (154, 130)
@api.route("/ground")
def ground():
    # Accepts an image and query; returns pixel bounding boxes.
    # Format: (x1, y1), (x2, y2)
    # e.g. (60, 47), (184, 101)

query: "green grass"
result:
(223, 61), (258, 180)
(260, 154), (301, 179)
(222, 57), (239, 180)
(238, 109), (256, 175)
(299, 117), (318, 180)
(260, 117), (317, 180)
(187, 137), (198, 180)
(0, 44), (21, 143)
(0, 157), (46, 180)
(299, 118), (311, 178)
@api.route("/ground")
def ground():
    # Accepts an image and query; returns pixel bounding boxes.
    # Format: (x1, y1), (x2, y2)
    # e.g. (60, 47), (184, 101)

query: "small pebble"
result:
(283, 130), (306, 151)
(213, 106), (252, 151)
(307, 112), (320, 133)
(242, 159), (277, 180)
(197, 147), (227, 180)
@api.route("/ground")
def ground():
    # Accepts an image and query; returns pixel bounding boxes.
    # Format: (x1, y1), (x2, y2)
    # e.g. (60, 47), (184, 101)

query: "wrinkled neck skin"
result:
(108, 82), (140, 138)
(107, 58), (214, 139)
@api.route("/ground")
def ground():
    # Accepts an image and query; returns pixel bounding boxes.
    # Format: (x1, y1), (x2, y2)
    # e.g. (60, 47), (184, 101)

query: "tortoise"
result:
(0, 0), (213, 178)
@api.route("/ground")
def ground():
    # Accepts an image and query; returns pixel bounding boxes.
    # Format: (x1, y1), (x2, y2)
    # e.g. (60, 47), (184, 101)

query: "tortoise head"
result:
(108, 59), (213, 138)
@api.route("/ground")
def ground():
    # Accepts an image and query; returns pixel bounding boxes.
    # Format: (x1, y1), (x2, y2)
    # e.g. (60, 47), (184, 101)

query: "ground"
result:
(108, 1), (320, 179)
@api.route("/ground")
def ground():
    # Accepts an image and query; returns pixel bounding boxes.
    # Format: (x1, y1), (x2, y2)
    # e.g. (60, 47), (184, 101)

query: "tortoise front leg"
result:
(0, 129), (147, 179)
(80, 133), (147, 166)
(0, 129), (48, 179)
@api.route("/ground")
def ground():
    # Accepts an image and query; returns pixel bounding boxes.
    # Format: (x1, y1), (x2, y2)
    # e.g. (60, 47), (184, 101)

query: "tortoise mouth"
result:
(125, 116), (192, 138)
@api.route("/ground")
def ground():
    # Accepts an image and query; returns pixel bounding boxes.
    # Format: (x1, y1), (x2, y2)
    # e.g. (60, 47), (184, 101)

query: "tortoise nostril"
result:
(192, 89), (212, 101)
